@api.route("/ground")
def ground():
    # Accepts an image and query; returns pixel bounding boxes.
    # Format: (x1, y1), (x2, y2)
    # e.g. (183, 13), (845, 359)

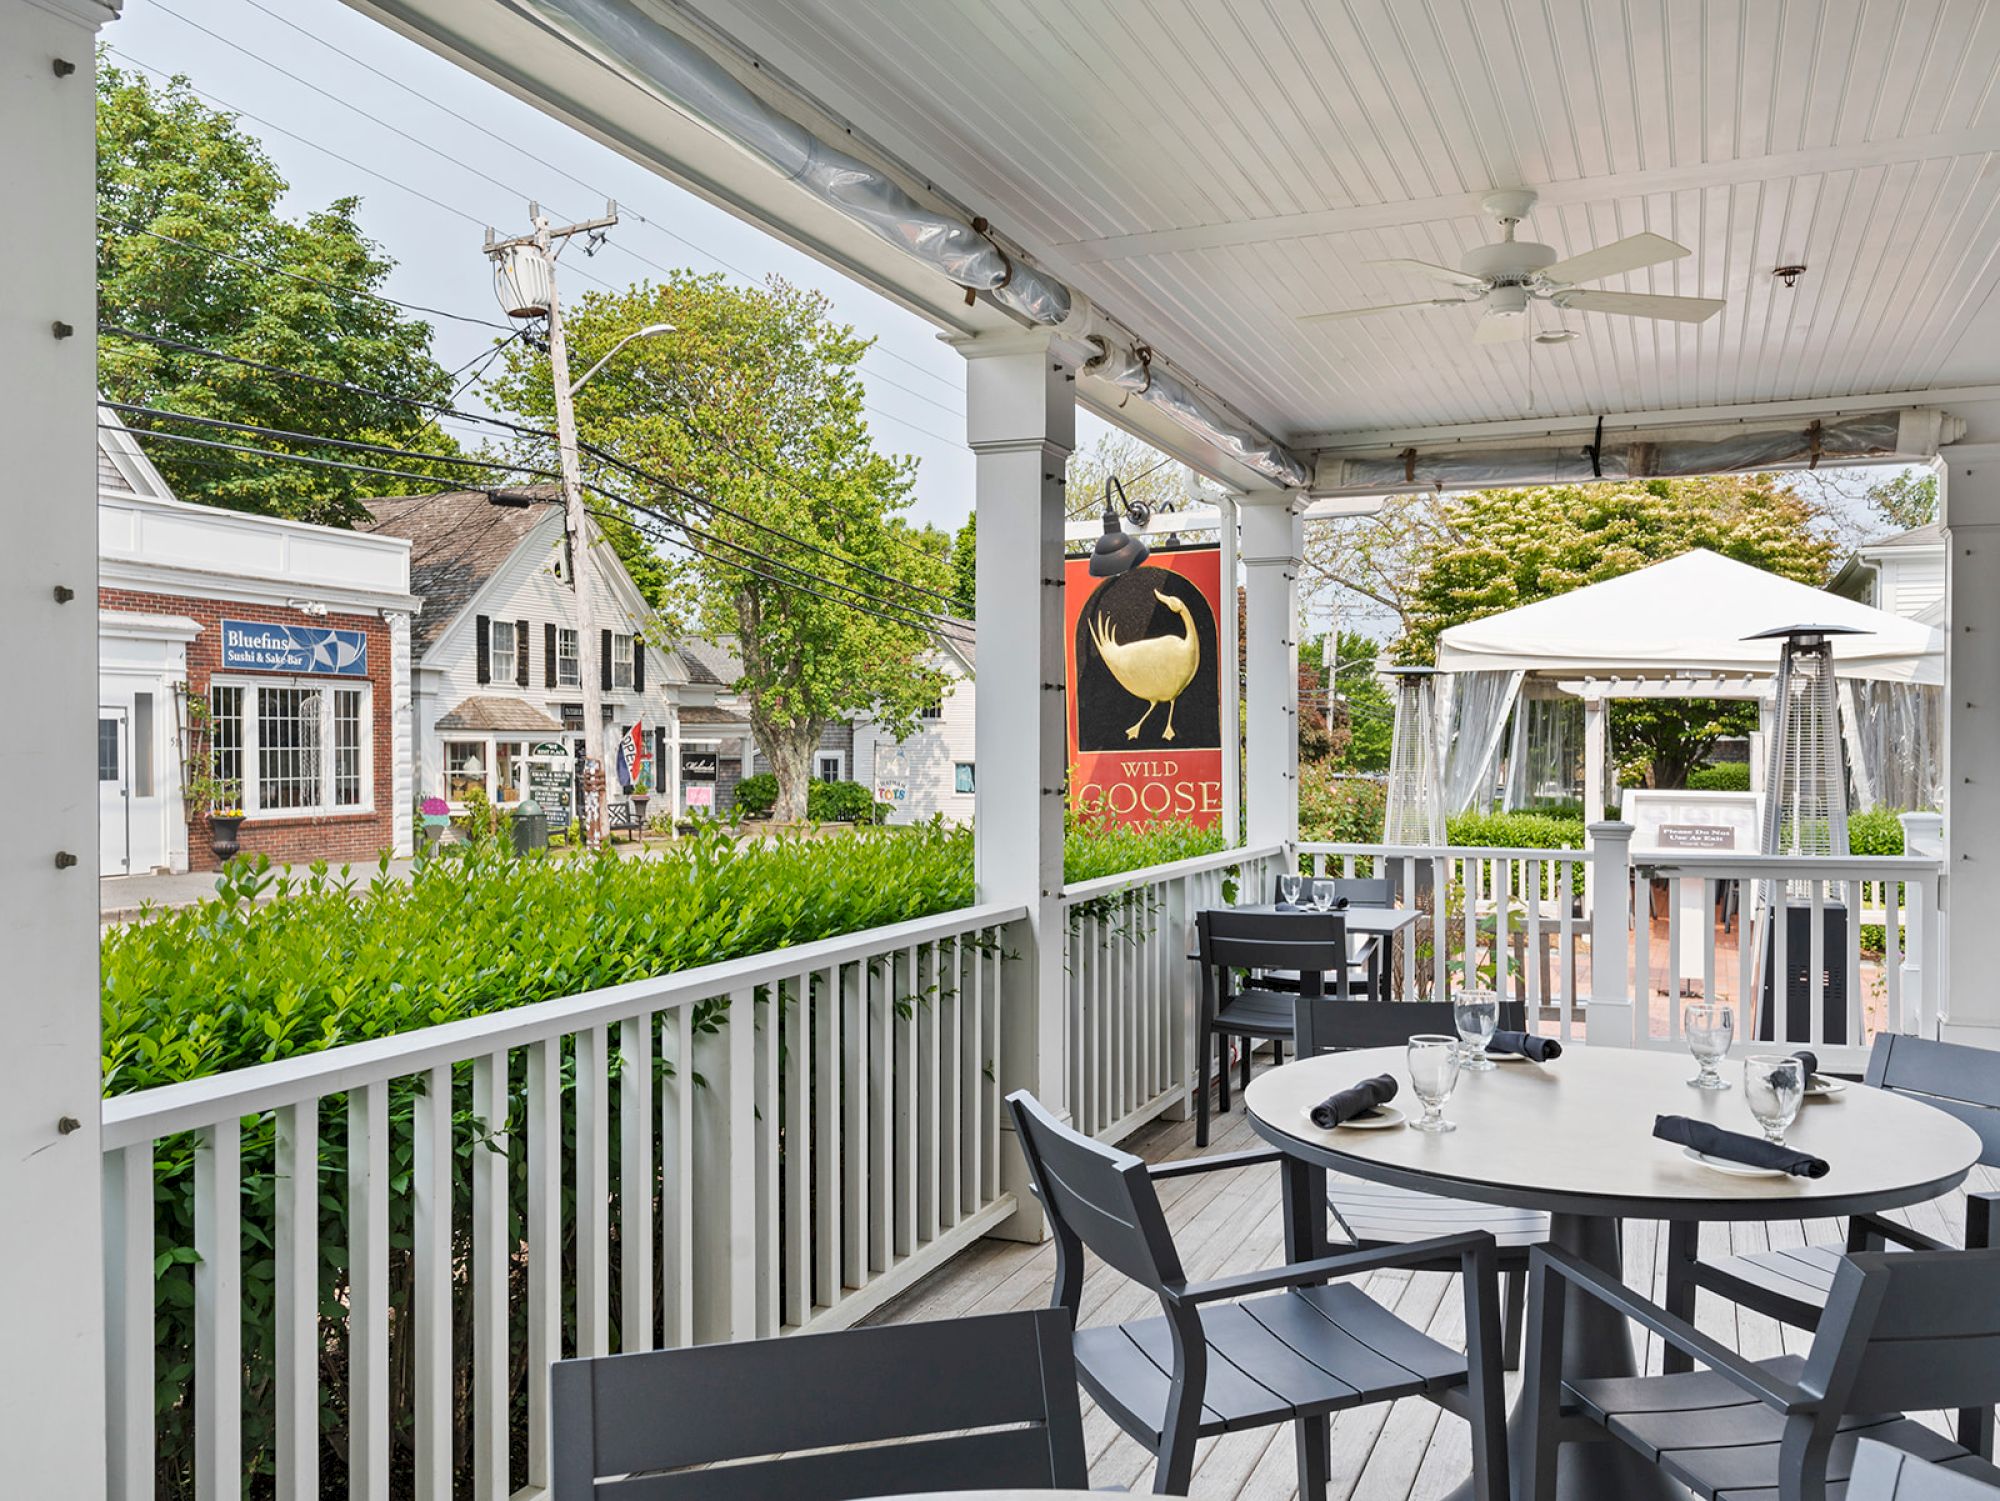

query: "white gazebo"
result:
(1434, 549), (1945, 825)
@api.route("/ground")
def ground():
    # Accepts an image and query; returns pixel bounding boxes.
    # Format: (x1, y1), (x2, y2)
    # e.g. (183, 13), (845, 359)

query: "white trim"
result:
(98, 559), (422, 617)
(96, 404), (173, 499)
(812, 748), (846, 783)
(98, 608), (202, 644)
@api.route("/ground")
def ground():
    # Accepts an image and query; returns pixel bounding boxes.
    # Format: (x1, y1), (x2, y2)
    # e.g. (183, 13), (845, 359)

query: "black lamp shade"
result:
(1088, 516), (1150, 577)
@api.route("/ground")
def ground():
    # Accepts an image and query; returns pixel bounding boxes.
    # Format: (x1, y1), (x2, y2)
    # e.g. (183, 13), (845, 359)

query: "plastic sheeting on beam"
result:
(510, 0), (1310, 488)
(1318, 409), (1961, 493)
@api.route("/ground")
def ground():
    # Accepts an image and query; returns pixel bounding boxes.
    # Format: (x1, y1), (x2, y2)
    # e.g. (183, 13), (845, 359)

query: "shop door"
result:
(99, 706), (130, 875)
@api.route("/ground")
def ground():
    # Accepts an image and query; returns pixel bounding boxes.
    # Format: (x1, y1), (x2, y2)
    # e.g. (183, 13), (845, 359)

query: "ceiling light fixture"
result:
(1087, 475), (1152, 577)
(1534, 328), (1579, 345)
(1773, 264), (1808, 289)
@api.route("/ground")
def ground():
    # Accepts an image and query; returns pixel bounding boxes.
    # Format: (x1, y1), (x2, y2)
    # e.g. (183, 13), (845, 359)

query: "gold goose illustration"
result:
(1087, 590), (1201, 741)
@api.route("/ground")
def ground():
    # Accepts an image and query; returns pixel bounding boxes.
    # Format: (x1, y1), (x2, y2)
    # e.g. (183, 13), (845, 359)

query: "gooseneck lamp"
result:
(1087, 475), (1152, 577)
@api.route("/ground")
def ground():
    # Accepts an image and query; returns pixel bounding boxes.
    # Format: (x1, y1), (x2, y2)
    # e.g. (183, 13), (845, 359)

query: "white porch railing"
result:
(99, 900), (1023, 1501)
(1059, 843), (1286, 1141)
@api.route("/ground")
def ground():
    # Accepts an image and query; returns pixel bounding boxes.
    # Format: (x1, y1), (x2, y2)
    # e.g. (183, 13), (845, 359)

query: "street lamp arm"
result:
(568, 322), (675, 397)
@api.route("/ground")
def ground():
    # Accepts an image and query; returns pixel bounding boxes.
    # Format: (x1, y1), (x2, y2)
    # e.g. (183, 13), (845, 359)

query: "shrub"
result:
(806, 778), (883, 824)
(1298, 764), (1387, 843)
(1847, 807), (1908, 857)
(1447, 810), (1587, 849)
(1061, 811), (1225, 885)
(732, 771), (778, 816)
(1687, 762), (1752, 791)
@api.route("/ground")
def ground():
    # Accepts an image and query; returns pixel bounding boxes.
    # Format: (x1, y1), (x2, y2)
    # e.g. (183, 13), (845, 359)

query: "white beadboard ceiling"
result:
(676, 0), (2000, 448)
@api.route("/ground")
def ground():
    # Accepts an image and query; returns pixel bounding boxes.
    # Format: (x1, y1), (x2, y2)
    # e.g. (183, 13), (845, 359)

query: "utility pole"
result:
(487, 200), (619, 849)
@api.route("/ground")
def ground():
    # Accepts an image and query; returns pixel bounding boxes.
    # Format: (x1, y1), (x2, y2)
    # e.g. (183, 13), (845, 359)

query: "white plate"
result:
(1805, 1076), (1847, 1097)
(1302, 1103), (1406, 1131)
(1485, 1050), (1532, 1064)
(1682, 1145), (1789, 1178)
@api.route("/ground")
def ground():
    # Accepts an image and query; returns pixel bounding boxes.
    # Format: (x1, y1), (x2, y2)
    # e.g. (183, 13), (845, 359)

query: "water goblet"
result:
(1279, 872), (1302, 907)
(1452, 988), (1500, 1071)
(1744, 1055), (1806, 1144)
(1406, 1034), (1463, 1134)
(1685, 1001), (1734, 1090)
(1310, 879), (1335, 912)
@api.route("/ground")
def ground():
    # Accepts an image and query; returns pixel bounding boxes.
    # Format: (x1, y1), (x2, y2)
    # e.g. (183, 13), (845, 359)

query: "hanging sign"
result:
(220, 619), (367, 676)
(1625, 790), (1762, 858)
(526, 758), (575, 826)
(874, 744), (911, 808)
(1064, 546), (1225, 829)
(679, 749), (719, 782)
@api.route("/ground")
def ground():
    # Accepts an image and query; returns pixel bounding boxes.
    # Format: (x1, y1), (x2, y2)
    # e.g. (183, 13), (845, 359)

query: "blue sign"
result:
(220, 619), (368, 676)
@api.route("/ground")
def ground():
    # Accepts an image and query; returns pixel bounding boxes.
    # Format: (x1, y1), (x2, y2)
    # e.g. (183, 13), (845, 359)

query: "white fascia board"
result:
(98, 609), (203, 643)
(97, 558), (423, 617)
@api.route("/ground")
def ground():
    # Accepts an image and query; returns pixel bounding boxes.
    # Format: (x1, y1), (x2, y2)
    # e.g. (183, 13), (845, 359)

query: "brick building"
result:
(97, 408), (419, 875)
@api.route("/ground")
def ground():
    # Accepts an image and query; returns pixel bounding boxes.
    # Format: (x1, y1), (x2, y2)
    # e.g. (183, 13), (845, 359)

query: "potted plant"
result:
(629, 765), (652, 826)
(200, 779), (246, 861)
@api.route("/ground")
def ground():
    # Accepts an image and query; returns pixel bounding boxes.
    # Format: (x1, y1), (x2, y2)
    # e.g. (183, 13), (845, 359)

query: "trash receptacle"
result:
(512, 798), (548, 856)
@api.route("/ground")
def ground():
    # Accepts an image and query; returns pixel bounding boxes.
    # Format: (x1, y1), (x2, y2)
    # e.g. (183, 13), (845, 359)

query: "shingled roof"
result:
(359, 488), (554, 655)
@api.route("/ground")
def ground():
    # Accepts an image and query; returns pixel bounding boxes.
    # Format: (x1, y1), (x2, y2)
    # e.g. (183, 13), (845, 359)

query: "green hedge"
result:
(1061, 814), (1225, 885)
(1847, 807), (1907, 856)
(1299, 765), (1387, 843)
(1446, 810), (1587, 849)
(732, 771), (777, 815)
(1688, 763), (1752, 791)
(805, 778), (887, 824)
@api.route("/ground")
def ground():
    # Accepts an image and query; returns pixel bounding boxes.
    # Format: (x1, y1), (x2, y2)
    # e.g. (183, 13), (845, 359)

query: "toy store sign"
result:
(220, 619), (368, 677)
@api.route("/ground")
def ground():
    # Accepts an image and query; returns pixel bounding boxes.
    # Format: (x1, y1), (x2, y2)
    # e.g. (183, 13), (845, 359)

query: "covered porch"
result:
(13, 2), (2000, 1497)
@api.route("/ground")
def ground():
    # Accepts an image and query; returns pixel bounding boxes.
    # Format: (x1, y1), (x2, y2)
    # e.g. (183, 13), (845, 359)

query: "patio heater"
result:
(1382, 666), (1444, 847)
(1748, 624), (1865, 1045)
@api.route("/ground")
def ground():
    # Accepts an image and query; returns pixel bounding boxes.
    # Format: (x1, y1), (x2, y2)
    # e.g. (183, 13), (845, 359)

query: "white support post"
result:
(1900, 812), (1945, 1037)
(960, 330), (1073, 1242)
(1941, 445), (2000, 1044)
(2, 5), (111, 1493)
(1219, 495), (1242, 842)
(1240, 500), (1304, 858)
(1582, 695), (1607, 834)
(1587, 820), (1637, 1046)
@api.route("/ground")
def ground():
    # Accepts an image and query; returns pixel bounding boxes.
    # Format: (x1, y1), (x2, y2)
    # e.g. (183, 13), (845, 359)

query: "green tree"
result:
(96, 63), (460, 525)
(1066, 429), (1184, 523)
(489, 273), (953, 821)
(1866, 469), (1939, 531)
(1400, 475), (1839, 788)
(949, 511), (978, 618)
(1328, 631), (1393, 772)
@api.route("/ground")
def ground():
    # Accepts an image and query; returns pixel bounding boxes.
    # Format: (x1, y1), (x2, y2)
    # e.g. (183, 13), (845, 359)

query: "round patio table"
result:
(1244, 1044), (1981, 1501)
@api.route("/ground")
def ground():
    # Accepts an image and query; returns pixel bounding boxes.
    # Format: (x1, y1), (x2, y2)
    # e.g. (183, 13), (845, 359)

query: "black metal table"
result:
(1245, 1044), (1980, 1501)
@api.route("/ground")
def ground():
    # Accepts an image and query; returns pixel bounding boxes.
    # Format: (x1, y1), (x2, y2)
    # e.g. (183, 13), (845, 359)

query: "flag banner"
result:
(1064, 545), (1225, 829)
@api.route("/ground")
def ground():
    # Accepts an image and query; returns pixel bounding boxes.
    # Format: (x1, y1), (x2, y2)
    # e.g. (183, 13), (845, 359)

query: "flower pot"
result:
(209, 814), (245, 862)
(631, 794), (651, 826)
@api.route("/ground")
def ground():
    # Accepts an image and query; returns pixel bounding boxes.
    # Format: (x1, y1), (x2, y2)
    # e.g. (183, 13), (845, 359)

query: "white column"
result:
(1587, 819), (1637, 1045)
(1941, 446), (2000, 1044)
(1582, 694), (1607, 831)
(387, 609), (414, 857)
(1, 3), (113, 1492)
(1900, 812), (1945, 1037)
(1240, 499), (1304, 855)
(961, 330), (1073, 1241)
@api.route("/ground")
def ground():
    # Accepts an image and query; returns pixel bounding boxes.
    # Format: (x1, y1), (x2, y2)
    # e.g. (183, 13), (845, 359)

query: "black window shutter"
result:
(544, 623), (557, 687)
(633, 639), (645, 693)
(516, 619), (530, 687)
(600, 628), (613, 691)
(654, 726), (667, 782)
(475, 615), (491, 684)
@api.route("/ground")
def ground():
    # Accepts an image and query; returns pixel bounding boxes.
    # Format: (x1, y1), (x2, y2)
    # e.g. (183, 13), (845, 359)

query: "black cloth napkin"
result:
(1275, 897), (1349, 914)
(1488, 1030), (1562, 1062)
(1654, 1114), (1829, 1178)
(1791, 1049), (1820, 1083)
(1311, 1073), (1398, 1129)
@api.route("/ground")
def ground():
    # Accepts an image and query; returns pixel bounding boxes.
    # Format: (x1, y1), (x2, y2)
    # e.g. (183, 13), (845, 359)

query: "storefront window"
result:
(611, 632), (635, 689)
(207, 682), (372, 816)
(493, 740), (528, 803)
(954, 762), (976, 795)
(490, 620), (517, 683)
(445, 740), (487, 803)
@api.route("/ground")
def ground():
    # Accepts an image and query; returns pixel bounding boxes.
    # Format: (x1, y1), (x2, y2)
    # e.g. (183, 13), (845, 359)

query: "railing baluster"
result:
(349, 1082), (389, 1500)
(920, 945), (940, 1248)
(1772, 882), (1791, 1046)
(576, 1023), (610, 1357)
(412, 1064), (452, 1501)
(939, 941), (961, 1231)
(870, 957), (891, 1274)
(1556, 859), (1575, 1041)
(841, 959), (868, 1288)
(986, 933), (1003, 1196)
(1701, 879), (1717, 1012)
(195, 1118), (242, 1501)
(471, 1053), (509, 1501)
(813, 965), (841, 1311)
(1885, 881), (1904, 1037)
(1525, 858), (1543, 1023)
(525, 1039), (561, 1483)
(785, 973), (809, 1327)
(961, 938), (981, 1216)
(1737, 880), (1755, 1026)
(1844, 885), (1865, 1047)
(895, 948), (917, 1261)
(620, 1013), (654, 1350)
(1666, 876), (1682, 1035)
(1808, 880), (1827, 1050)
(1633, 871), (1651, 1039)
(660, 1009), (695, 1343)
(759, 980), (780, 1337)
(104, 1142), (155, 1501)
(273, 1102), (316, 1501)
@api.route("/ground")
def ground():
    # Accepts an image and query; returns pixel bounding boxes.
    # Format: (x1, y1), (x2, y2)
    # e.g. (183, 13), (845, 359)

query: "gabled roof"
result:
(435, 696), (568, 735)
(359, 488), (555, 655)
(675, 635), (742, 687)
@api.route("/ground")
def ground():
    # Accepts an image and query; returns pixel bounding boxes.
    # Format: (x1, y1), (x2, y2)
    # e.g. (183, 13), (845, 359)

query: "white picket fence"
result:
(99, 900), (1024, 1501)
(1058, 843), (1286, 1141)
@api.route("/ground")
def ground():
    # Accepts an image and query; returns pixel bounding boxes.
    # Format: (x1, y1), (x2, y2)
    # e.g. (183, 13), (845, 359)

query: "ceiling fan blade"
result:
(1365, 256), (1488, 291)
(1298, 298), (1463, 324)
(1472, 311), (1524, 345)
(1555, 289), (1725, 324)
(1540, 232), (1690, 287)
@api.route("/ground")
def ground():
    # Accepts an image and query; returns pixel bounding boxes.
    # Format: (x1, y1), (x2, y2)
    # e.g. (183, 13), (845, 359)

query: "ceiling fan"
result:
(1300, 189), (1725, 346)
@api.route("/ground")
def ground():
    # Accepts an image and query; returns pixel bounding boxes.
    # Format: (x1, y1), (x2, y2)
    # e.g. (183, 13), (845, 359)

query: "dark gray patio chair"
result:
(1663, 1032), (2000, 1454)
(1263, 874), (1393, 998)
(548, 1307), (1088, 1500)
(1008, 1089), (1509, 1500)
(1852, 1438), (2000, 1498)
(1293, 993), (1549, 1371)
(1192, 907), (1352, 1147)
(1520, 1243), (2000, 1501)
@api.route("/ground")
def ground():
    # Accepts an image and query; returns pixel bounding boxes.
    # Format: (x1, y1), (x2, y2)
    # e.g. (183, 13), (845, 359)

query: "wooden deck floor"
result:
(869, 1085), (1996, 1500)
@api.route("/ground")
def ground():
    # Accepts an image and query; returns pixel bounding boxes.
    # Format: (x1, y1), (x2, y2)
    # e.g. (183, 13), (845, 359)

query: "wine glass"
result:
(1310, 879), (1335, 912)
(1279, 872), (1302, 907)
(1406, 1035), (1463, 1133)
(1744, 1055), (1806, 1143)
(1685, 1002), (1734, 1091)
(1452, 989), (1500, 1071)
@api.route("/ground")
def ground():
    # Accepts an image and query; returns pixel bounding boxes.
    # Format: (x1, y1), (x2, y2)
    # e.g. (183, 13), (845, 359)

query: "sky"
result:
(101, 0), (1127, 534)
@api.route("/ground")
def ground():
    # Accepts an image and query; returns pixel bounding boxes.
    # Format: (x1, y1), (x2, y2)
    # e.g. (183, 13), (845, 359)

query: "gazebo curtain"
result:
(1840, 680), (1943, 812)
(1503, 692), (1585, 810)
(1435, 670), (1523, 815)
